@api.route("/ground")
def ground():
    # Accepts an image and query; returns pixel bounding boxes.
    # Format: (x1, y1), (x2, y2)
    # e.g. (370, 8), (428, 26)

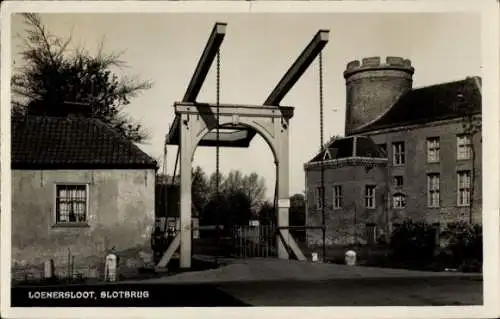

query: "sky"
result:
(10, 12), (481, 200)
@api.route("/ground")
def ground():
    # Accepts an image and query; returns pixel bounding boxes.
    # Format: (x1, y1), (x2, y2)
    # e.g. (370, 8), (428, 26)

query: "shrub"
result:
(439, 222), (482, 272)
(389, 219), (438, 269)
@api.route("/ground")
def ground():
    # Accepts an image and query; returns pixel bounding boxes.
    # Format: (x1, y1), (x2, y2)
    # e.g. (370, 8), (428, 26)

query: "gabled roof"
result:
(308, 136), (385, 163)
(353, 77), (482, 134)
(12, 116), (158, 169)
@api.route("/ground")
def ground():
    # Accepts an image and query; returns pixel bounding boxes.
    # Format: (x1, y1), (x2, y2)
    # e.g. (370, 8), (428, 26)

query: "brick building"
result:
(11, 115), (158, 280)
(304, 56), (482, 246)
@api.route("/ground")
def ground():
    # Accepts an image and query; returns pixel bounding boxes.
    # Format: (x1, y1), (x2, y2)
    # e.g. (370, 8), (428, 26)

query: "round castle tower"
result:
(343, 56), (415, 135)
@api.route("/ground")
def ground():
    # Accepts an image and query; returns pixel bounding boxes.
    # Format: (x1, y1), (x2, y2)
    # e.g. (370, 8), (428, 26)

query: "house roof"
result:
(12, 116), (158, 169)
(308, 136), (385, 163)
(353, 76), (482, 134)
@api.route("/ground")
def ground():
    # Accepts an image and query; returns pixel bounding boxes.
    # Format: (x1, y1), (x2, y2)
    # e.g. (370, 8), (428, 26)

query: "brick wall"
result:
(305, 162), (389, 246)
(11, 169), (156, 277)
(368, 119), (482, 225)
(304, 119), (482, 247)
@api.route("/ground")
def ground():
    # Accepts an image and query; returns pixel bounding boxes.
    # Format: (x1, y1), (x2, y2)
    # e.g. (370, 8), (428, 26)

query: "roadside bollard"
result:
(345, 250), (356, 266)
(43, 259), (55, 279)
(104, 247), (119, 282)
(311, 252), (319, 262)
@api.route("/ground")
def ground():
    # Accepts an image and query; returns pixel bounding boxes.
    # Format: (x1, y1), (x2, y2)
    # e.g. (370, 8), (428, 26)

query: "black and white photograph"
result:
(1, 1), (499, 318)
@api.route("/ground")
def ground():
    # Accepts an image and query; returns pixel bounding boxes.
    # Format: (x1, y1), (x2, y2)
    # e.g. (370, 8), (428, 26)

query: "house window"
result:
(392, 176), (404, 187)
(392, 193), (406, 209)
(323, 149), (332, 161)
(377, 143), (387, 156)
(457, 171), (471, 206)
(365, 185), (376, 209)
(427, 137), (440, 163)
(333, 185), (342, 209)
(55, 184), (88, 224)
(457, 134), (472, 160)
(315, 186), (325, 209)
(365, 223), (377, 245)
(392, 142), (405, 166)
(427, 173), (440, 207)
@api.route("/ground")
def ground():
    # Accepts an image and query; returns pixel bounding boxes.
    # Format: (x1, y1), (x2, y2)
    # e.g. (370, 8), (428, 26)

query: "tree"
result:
(161, 167), (267, 228)
(12, 13), (152, 143)
(202, 190), (252, 229)
(258, 200), (275, 225)
(222, 171), (266, 211)
(289, 193), (306, 242)
(208, 170), (225, 199)
(200, 169), (268, 228)
(192, 166), (210, 215)
(156, 167), (210, 217)
(202, 193), (227, 227)
(289, 193), (305, 226)
(226, 190), (253, 226)
(390, 219), (438, 269)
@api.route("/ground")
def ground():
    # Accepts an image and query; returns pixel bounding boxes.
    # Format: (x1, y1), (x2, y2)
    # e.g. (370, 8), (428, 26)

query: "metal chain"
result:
(319, 51), (326, 261)
(319, 53), (324, 155)
(216, 49), (221, 199)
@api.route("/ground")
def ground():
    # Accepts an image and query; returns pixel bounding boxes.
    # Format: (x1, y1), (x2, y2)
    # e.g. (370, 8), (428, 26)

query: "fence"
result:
(229, 224), (278, 258)
(11, 249), (102, 285)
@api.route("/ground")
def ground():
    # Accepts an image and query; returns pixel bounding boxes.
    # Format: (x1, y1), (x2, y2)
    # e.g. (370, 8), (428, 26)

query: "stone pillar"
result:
(179, 114), (192, 269)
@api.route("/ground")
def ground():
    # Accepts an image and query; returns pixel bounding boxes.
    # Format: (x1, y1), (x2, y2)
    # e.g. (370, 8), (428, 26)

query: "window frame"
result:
(53, 183), (90, 227)
(315, 186), (325, 209)
(426, 137), (440, 163)
(333, 185), (342, 209)
(392, 142), (405, 166)
(364, 185), (376, 209)
(427, 173), (440, 208)
(457, 170), (471, 207)
(392, 192), (406, 209)
(392, 176), (404, 188)
(457, 134), (472, 160)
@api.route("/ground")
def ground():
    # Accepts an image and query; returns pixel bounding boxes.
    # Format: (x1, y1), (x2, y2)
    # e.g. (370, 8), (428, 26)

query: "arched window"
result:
(392, 192), (406, 209)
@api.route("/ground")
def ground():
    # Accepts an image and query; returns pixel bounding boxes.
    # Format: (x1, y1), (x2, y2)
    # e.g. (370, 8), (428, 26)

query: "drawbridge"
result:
(158, 22), (330, 269)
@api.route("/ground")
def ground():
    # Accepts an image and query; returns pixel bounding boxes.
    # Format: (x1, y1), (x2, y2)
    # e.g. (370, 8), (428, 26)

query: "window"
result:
(457, 134), (472, 160)
(392, 176), (404, 187)
(323, 149), (332, 161)
(377, 143), (387, 156)
(392, 142), (405, 166)
(427, 137), (440, 163)
(427, 174), (440, 207)
(55, 185), (88, 224)
(315, 186), (324, 209)
(365, 223), (377, 245)
(392, 193), (406, 209)
(333, 185), (342, 209)
(365, 185), (376, 208)
(457, 171), (471, 206)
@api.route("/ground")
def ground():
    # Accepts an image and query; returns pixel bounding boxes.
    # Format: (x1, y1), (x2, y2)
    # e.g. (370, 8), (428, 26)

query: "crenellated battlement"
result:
(344, 56), (414, 78)
(343, 55), (414, 135)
